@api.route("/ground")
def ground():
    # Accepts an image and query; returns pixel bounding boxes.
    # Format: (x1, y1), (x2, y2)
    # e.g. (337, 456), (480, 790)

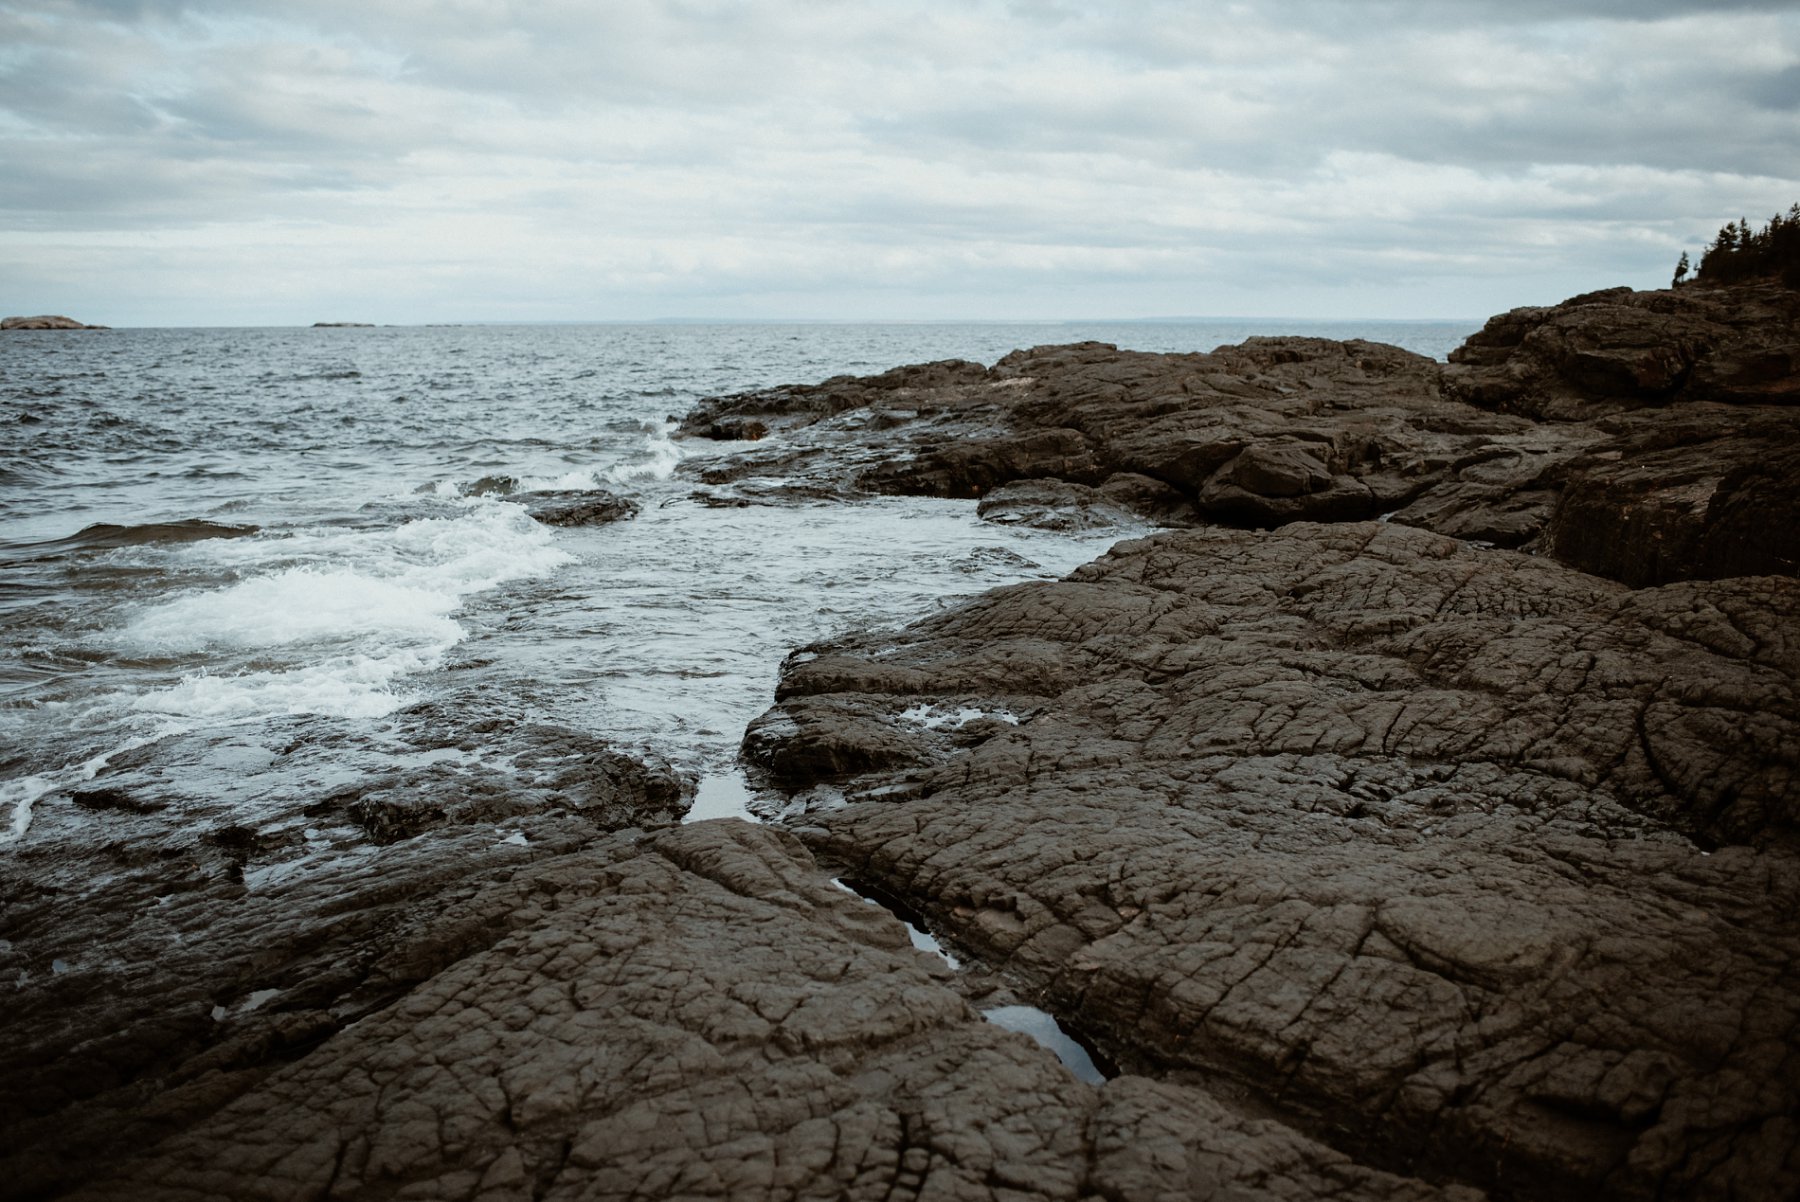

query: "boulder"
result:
(1444, 282), (1800, 420)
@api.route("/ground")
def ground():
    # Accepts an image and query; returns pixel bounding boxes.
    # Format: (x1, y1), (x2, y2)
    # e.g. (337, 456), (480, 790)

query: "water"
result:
(982, 1005), (1110, 1085)
(0, 320), (1476, 844)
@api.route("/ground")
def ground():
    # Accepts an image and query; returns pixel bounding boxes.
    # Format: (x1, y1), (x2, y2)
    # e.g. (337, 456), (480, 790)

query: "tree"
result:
(1694, 204), (1800, 287)
(1673, 250), (1691, 286)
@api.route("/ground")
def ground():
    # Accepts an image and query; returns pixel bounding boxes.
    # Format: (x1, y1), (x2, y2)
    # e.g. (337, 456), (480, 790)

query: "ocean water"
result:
(0, 319), (1477, 843)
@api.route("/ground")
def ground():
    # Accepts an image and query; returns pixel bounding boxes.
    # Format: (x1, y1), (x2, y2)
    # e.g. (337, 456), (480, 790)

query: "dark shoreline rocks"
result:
(702, 280), (1798, 1199)
(678, 284), (1800, 587)
(5, 279), (1797, 1201)
(0, 702), (690, 1201)
(751, 521), (1799, 1201)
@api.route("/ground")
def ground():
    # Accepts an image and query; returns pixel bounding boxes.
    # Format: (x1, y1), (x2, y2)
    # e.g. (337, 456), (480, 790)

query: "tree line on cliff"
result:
(1674, 203), (1800, 288)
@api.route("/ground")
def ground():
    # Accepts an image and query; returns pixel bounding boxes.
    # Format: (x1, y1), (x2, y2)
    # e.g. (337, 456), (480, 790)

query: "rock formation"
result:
(681, 281), (1800, 586)
(6, 279), (1797, 1201)
(747, 521), (1798, 1200)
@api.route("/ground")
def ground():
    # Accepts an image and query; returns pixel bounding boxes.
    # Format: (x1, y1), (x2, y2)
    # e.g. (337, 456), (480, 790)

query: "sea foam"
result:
(121, 502), (569, 721)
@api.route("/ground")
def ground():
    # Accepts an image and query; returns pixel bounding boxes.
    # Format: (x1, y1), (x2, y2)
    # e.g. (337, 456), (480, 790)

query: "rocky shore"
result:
(3, 280), (1795, 1201)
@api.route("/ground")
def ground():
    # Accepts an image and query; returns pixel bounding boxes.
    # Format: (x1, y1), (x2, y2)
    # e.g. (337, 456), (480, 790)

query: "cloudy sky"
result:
(2, 0), (1797, 325)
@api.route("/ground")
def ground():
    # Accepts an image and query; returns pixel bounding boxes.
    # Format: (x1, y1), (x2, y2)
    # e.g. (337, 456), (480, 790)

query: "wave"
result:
(513, 421), (686, 492)
(0, 519), (260, 560)
(119, 502), (569, 721)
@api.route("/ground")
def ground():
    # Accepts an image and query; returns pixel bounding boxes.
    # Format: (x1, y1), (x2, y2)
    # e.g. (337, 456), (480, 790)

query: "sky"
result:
(2, 0), (1798, 326)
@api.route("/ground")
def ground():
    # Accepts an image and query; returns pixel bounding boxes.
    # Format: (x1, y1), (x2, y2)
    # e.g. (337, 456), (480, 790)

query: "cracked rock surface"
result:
(55, 822), (1476, 1202)
(751, 522), (1800, 1202)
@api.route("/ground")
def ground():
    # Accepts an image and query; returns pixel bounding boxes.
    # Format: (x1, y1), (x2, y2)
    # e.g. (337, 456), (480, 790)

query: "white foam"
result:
(897, 704), (1019, 730)
(603, 420), (684, 484)
(127, 570), (465, 652)
(132, 649), (441, 720)
(1, 776), (55, 844)
(120, 504), (570, 723)
(1, 732), (167, 845)
(513, 421), (685, 492)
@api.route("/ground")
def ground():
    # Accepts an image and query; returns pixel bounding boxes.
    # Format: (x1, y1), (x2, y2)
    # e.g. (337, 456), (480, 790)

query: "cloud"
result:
(1, 0), (1797, 322)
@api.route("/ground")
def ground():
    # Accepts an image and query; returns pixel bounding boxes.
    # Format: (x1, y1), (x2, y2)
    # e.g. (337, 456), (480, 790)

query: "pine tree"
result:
(1693, 204), (1800, 287)
(1673, 251), (1690, 286)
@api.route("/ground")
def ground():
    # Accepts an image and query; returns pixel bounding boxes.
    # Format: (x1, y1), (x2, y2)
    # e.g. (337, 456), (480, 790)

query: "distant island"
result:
(1, 314), (107, 330)
(311, 321), (374, 328)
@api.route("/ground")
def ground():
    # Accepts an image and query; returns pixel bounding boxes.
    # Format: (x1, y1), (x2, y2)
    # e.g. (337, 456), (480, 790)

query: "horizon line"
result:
(17, 313), (1491, 330)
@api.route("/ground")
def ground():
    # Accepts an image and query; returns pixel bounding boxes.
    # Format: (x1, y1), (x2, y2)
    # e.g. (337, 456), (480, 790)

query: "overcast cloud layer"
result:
(3, 0), (1798, 324)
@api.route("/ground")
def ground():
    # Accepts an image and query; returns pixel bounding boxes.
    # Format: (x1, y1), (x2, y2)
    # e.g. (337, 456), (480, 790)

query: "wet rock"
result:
(679, 358), (993, 438)
(692, 416), (769, 440)
(859, 426), (1109, 499)
(463, 473), (518, 496)
(54, 822), (1475, 1202)
(751, 521), (1800, 1201)
(975, 478), (1144, 531)
(513, 488), (640, 526)
(67, 787), (164, 815)
(0, 521), (261, 565)
(0, 703), (689, 1201)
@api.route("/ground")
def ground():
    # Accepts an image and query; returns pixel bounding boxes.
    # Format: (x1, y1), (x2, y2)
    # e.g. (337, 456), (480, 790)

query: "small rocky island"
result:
(1, 315), (107, 330)
(3, 254), (1796, 1201)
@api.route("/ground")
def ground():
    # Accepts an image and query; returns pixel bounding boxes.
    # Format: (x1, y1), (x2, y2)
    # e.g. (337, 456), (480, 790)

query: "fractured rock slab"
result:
(55, 822), (1476, 1202)
(751, 521), (1800, 1201)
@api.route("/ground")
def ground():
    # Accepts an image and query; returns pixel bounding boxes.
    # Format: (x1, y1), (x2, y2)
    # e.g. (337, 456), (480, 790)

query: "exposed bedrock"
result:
(47, 821), (1474, 1202)
(746, 522), (1800, 1202)
(678, 284), (1800, 585)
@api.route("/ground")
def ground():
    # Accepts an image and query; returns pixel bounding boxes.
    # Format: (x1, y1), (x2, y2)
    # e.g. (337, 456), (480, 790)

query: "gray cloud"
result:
(2, 0), (1796, 323)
